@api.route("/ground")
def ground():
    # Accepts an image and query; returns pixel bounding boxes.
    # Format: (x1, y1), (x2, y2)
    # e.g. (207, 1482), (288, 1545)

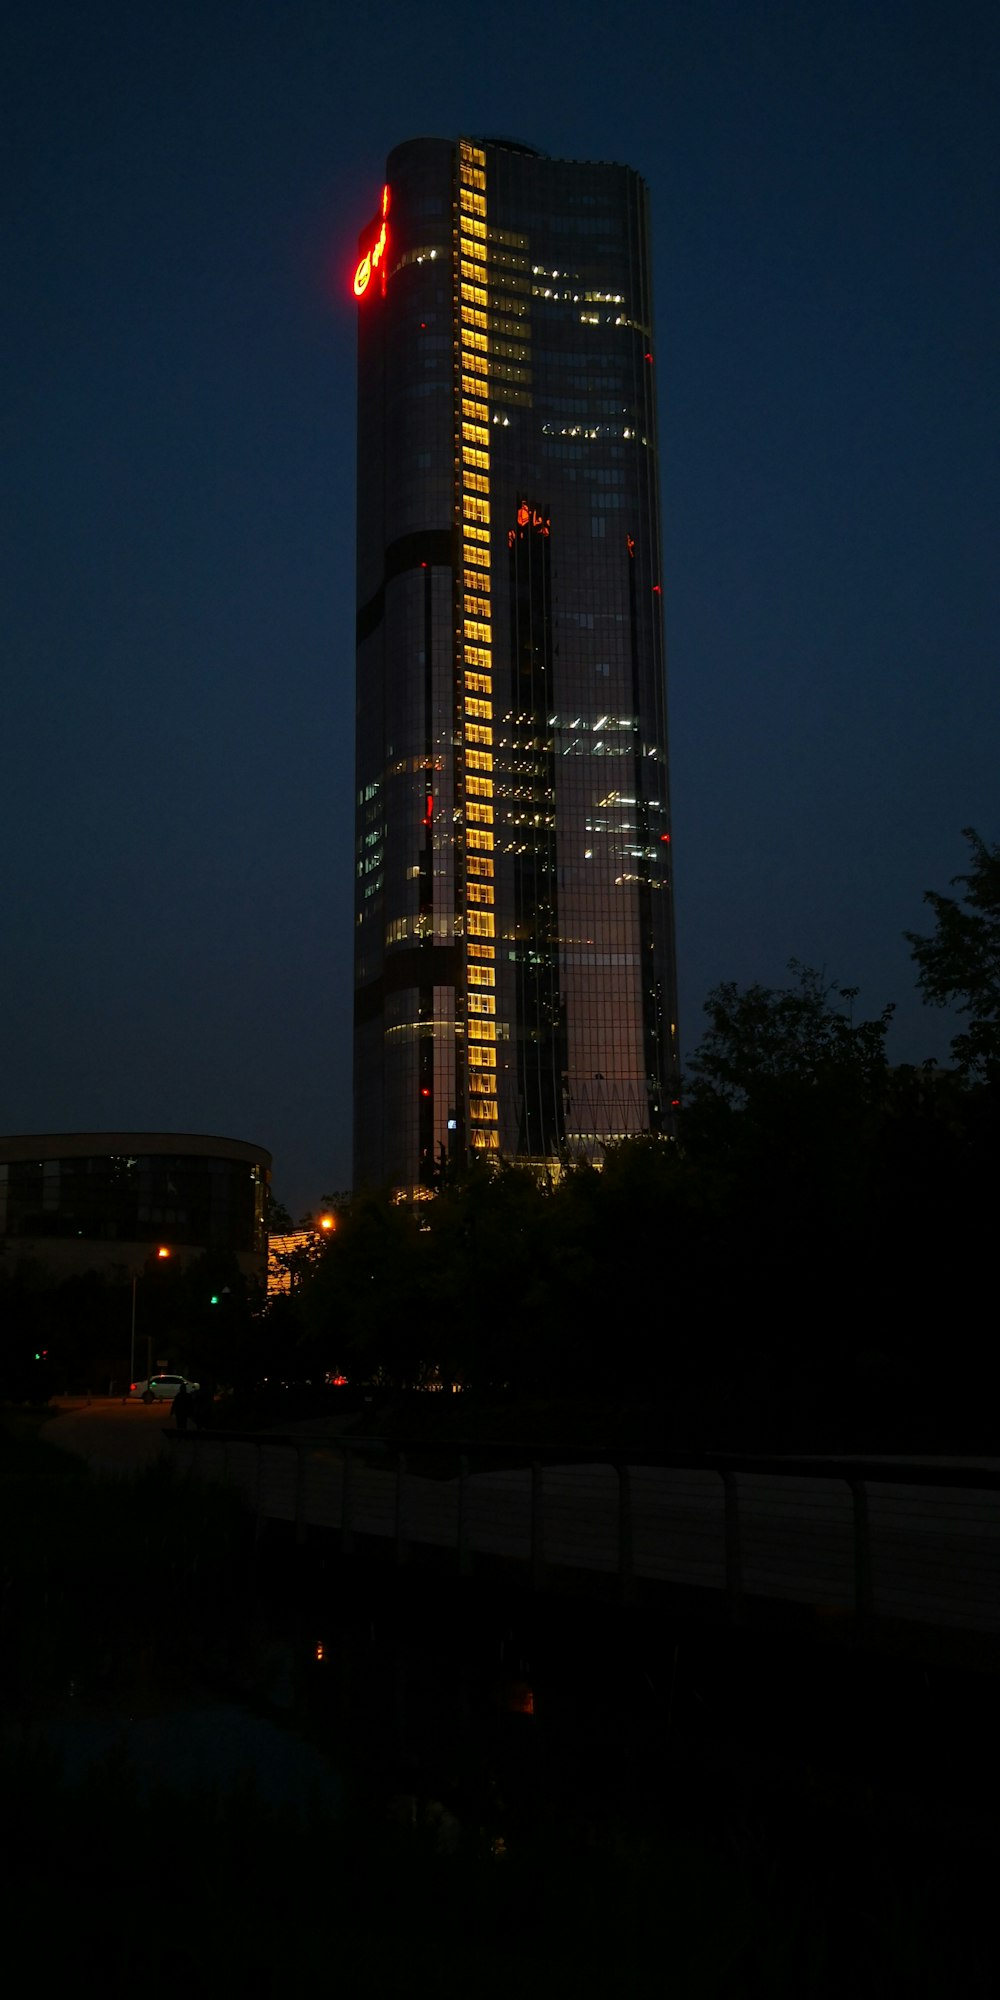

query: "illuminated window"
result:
(468, 963), (496, 987)
(471, 1129), (501, 1151)
(460, 284), (488, 307)
(463, 352), (488, 375)
(462, 423), (490, 447)
(463, 594), (491, 617)
(463, 525), (490, 544)
(465, 723), (493, 744)
(464, 646), (491, 670)
(460, 191), (487, 217)
(466, 775), (493, 797)
(464, 544), (490, 566)
(467, 802), (494, 825)
(469, 1072), (494, 1094)
(467, 992), (495, 1014)
(467, 852), (494, 874)
(468, 907), (495, 936)
(462, 473), (490, 495)
(460, 306), (488, 330)
(462, 495), (490, 522)
(462, 449), (490, 472)
(468, 1044), (497, 1068)
(470, 1098), (498, 1121)
(465, 698), (492, 718)
(468, 1016), (500, 1048)
(464, 328), (488, 351)
(466, 827), (494, 850)
(461, 398), (488, 422)
(464, 619), (491, 643)
(467, 881), (494, 903)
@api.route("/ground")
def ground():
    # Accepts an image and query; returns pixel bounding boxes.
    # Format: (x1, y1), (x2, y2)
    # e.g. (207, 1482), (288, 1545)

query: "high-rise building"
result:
(353, 137), (678, 1192)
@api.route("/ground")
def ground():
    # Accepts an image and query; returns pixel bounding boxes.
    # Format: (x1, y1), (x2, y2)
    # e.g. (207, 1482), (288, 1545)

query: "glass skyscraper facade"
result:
(353, 137), (678, 1193)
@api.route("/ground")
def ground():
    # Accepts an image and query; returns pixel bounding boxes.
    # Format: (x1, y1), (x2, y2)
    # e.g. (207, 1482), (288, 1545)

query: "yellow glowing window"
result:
(468, 1046), (497, 1070)
(463, 351), (488, 375)
(467, 881), (494, 903)
(470, 1098), (498, 1122)
(462, 473), (490, 495)
(463, 537), (490, 558)
(461, 372), (489, 400)
(466, 776), (493, 798)
(465, 723), (492, 745)
(466, 827), (494, 850)
(469, 1073), (495, 1095)
(464, 593), (490, 616)
(468, 939), (494, 957)
(463, 215), (487, 238)
(462, 449), (489, 473)
(462, 495), (490, 522)
(461, 242), (487, 266)
(468, 908), (495, 935)
(464, 647), (491, 670)
(467, 848), (494, 871)
(467, 802), (494, 826)
(471, 1128), (501, 1151)
(460, 283), (488, 307)
(460, 306), (488, 329)
(461, 423), (490, 448)
(468, 1016), (500, 1048)
(465, 698), (492, 719)
(461, 398), (488, 422)
(460, 191), (487, 216)
(468, 964), (496, 988)
(463, 327), (487, 351)
(467, 991), (495, 1014)
(464, 677), (491, 697)
(464, 620), (491, 643)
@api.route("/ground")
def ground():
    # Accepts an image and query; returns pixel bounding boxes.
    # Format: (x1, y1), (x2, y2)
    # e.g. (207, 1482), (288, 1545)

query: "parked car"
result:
(129, 1374), (199, 1405)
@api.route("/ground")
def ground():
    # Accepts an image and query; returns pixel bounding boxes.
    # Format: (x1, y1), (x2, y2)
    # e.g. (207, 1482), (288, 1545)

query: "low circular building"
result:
(0, 1131), (271, 1284)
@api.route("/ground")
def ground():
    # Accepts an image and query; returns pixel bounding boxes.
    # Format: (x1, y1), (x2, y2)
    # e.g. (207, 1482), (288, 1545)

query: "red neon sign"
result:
(354, 185), (390, 299)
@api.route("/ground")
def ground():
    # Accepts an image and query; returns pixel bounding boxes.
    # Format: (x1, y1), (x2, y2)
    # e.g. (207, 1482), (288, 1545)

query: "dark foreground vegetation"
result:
(1, 1411), (995, 1997)
(4, 832), (999, 1454)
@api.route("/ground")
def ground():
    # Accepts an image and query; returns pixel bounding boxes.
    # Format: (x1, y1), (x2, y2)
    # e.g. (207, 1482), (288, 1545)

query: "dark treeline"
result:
(5, 832), (998, 1450)
(271, 833), (1000, 1453)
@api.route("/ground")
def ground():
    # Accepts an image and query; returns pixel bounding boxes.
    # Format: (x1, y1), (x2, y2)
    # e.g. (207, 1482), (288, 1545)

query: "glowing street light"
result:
(129, 1247), (171, 1393)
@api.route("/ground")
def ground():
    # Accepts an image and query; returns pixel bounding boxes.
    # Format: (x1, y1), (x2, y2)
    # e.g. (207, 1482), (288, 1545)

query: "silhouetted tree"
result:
(906, 827), (1000, 1081)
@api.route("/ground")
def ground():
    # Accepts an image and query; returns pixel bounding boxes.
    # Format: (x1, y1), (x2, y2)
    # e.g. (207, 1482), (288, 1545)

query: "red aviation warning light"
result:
(353, 185), (390, 299)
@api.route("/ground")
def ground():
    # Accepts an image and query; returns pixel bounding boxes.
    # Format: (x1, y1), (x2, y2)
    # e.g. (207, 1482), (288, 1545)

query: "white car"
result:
(129, 1374), (199, 1405)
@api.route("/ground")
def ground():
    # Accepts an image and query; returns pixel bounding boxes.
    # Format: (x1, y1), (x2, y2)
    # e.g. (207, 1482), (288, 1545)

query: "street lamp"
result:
(129, 1247), (171, 1393)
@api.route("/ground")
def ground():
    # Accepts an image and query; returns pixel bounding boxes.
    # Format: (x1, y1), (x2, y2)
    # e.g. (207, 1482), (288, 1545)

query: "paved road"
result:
(48, 1398), (178, 1474)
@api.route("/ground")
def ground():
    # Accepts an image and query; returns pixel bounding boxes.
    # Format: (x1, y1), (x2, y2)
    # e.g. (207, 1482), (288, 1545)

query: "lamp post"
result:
(128, 1247), (171, 1394)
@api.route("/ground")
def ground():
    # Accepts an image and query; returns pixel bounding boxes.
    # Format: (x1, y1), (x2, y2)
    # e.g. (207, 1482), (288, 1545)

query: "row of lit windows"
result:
(458, 140), (498, 1148)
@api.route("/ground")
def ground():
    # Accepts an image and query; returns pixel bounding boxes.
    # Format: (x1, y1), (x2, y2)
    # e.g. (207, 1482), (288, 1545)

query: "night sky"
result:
(5, 1), (998, 1216)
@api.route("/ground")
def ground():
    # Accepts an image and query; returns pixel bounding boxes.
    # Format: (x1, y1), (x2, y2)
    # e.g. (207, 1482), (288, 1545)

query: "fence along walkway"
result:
(183, 1434), (1000, 1636)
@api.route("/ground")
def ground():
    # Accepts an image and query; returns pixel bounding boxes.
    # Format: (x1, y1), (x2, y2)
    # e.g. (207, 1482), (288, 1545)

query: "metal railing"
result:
(173, 1430), (1000, 1638)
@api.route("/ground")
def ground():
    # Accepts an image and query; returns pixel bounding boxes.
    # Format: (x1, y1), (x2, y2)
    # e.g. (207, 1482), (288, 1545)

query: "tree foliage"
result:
(905, 827), (1000, 1081)
(686, 961), (894, 1111)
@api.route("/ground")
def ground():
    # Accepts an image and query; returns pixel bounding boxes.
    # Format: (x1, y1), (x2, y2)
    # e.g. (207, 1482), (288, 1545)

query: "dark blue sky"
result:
(5, 1), (998, 1215)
